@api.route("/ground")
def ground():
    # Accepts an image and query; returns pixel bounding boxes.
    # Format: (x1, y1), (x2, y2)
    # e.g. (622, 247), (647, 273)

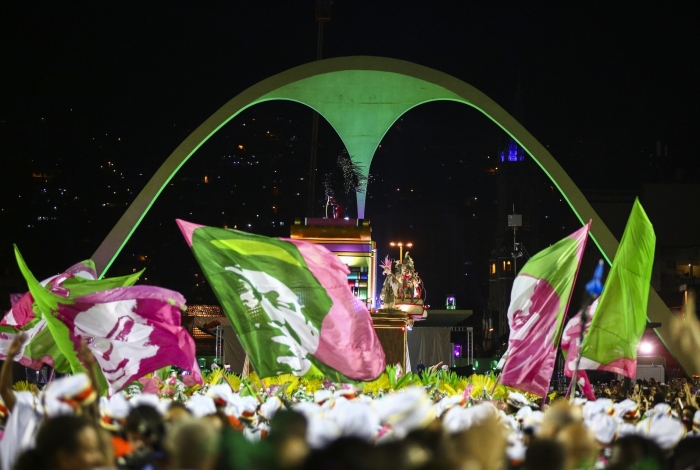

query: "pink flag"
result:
(0, 261), (97, 371)
(500, 223), (589, 397)
(56, 285), (202, 395)
(560, 300), (598, 400)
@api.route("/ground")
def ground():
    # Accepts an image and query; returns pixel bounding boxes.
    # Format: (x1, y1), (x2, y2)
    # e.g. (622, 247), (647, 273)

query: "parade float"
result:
(371, 251), (429, 371)
(378, 252), (427, 318)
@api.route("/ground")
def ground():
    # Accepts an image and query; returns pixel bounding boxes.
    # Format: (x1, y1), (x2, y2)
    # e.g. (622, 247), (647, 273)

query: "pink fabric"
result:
(0, 261), (96, 370)
(590, 357), (636, 377)
(9, 294), (23, 307)
(499, 276), (560, 397)
(286, 238), (386, 381)
(138, 377), (160, 395)
(176, 219), (204, 247)
(1, 293), (36, 328)
(57, 286), (202, 395)
(561, 308), (596, 400)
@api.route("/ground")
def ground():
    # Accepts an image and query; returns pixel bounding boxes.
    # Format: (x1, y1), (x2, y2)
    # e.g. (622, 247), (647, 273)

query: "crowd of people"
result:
(1, 333), (700, 470)
(593, 377), (699, 419)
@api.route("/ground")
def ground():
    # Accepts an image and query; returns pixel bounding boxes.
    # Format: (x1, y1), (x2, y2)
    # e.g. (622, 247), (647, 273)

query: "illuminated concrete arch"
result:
(91, 56), (694, 373)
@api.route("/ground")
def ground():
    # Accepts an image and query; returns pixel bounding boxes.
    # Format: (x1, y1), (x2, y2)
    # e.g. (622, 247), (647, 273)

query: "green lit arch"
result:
(91, 56), (693, 373)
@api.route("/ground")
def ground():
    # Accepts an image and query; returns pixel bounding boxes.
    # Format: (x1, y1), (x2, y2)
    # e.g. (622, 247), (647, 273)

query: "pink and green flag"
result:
(54, 285), (203, 395)
(580, 199), (655, 378)
(9, 247), (202, 395)
(0, 259), (102, 372)
(500, 222), (590, 397)
(1, 253), (144, 374)
(560, 299), (597, 400)
(177, 219), (385, 382)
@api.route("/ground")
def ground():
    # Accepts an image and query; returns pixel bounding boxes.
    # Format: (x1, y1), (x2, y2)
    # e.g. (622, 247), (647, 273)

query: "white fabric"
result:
(259, 397), (282, 421)
(103, 391), (131, 419)
(636, 416), (685, 450)
(325, 399), (381, 442)
(374, 387), (435, 439)
(587, 413), (618, 445)
(186, 395), (217, 418)
(0, 392), (41, 470)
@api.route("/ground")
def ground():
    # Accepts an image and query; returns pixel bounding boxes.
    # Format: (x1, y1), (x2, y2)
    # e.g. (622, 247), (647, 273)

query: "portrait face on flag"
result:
(180, 219), (386, 382)
(508, 275), (559, 351)
(72, 299), (159, 389)
(498, 223), (590, 397)
(499, 274), (560, 396)
(224, 265), (320, 376)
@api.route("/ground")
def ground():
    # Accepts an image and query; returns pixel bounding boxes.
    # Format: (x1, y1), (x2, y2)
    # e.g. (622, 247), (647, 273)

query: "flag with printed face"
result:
(0, 260), (107, 372)
(499, 222), (590, 397)
(580, 199), (655, 378)
(12, 247), (202, 394)
(177, 219), (385, 382)
(56, 285), (203, 395)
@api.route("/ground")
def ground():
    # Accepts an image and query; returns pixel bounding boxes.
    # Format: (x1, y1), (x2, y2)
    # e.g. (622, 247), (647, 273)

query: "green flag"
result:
(178, 220), (385, 382)
(580, 199), (656, 378)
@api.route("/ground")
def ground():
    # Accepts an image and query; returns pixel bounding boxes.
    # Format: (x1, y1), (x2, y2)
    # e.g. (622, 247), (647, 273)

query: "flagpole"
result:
(568, 300), (594, 401)
(568, 260), (604, 402)
(490, 373), (502, 395)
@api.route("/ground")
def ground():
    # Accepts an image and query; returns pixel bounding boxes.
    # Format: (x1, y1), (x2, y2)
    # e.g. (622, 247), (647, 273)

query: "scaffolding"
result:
(451, 326), (474, 365)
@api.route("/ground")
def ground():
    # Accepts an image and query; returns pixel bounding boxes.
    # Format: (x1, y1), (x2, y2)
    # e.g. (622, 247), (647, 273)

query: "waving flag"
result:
(56, 286), (203, 395)
(12, 247), (202, 394)
(500, 222), (590, 397)
(580, 199), (655, 378)
(560, 299), (598, 400)
(0, 260), (99, 372)
(177, 219), (385, 381)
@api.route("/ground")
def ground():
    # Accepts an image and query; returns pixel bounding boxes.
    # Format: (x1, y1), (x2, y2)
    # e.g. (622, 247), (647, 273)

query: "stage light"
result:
(454, 344), (462, 357)
(640, 342), (653, 354)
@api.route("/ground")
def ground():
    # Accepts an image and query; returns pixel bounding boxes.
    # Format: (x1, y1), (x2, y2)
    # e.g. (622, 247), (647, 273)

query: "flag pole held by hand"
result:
(568, 260), (604, 402)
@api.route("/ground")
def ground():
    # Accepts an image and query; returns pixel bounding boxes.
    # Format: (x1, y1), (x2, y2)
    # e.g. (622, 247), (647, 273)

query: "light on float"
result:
(639, 342), (653, 355)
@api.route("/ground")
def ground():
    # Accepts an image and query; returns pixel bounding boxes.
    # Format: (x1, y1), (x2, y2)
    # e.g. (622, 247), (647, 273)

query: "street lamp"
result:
(390, 241), (413, 260)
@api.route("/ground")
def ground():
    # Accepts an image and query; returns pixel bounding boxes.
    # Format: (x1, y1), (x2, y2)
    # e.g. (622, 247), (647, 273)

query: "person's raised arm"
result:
(78, 339), (101, 422)
(1, 333), (27, 412)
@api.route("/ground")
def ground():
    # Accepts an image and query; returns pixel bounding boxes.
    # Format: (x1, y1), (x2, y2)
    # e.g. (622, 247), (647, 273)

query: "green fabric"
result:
(23, 326), (72, 373)
(13, 247), (145, 376)
(581, 199), (656, 365)
(14, 246), (83, 373)
(60, 269), (143, 297)
(518, 233), (584, 345)
(189, 226), (350, 381)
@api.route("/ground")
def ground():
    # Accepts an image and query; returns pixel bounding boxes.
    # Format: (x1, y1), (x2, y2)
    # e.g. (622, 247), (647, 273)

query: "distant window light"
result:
(490, 263), (496, 274)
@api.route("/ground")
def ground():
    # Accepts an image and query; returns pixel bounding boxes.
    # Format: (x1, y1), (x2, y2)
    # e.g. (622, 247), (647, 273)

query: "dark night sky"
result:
(1, 2), (699, 308)
(3, 2), (699, 169)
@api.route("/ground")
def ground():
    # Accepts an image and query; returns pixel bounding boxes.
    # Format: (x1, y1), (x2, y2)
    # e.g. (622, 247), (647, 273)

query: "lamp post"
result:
(390, 242), (413, 261)
(307, 0), (332, 215)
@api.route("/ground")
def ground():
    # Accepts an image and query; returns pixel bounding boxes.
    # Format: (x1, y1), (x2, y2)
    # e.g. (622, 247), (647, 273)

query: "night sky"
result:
(1, 2), (699, 310)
